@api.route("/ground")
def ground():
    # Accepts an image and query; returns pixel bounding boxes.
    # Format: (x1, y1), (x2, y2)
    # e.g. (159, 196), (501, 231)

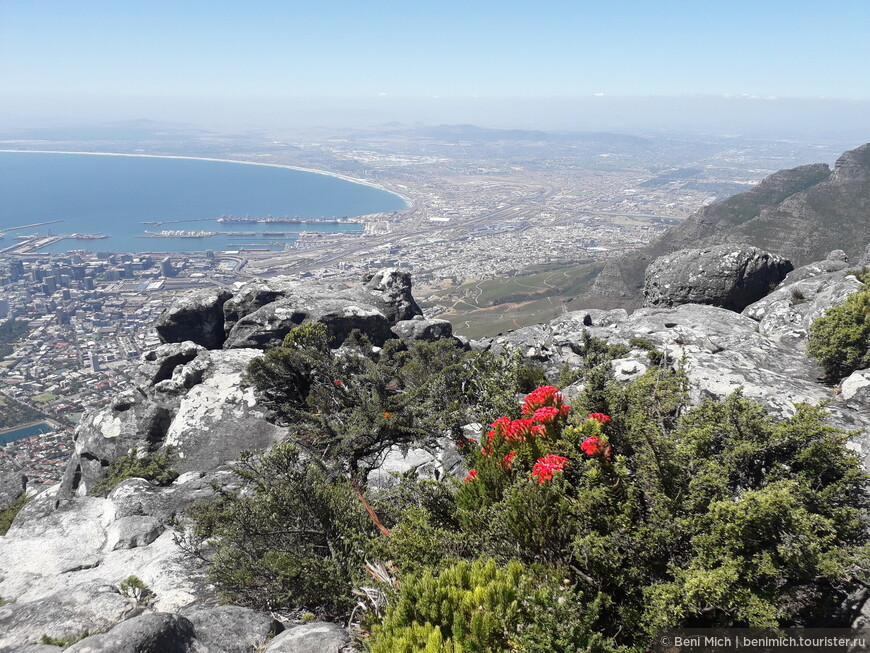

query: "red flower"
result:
(588, 413), (611, 424)
(532, 406), (561, 424)
(506, 418), (536, 441)
(464, 469), (478, 482)
(501, 451), (517, 469)
(522, 385), (565, 415)
(531, 454), (569, 483)
(581, 436), (604, 456)
(333, 379), (343, 386)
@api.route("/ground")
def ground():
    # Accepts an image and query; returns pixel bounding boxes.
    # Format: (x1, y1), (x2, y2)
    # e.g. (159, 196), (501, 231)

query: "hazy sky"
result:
(2, 0), (869, 132)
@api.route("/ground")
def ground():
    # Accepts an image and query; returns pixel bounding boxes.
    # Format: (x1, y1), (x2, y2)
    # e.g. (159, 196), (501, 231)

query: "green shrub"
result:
(807, 288), (870, 378)
(0, 492), (30, 535)
(449, 369), (869, 647)
(40, 630), (90, 648)
(119, 575), (154, 604)
(90, 446), (179, 497)
(182, 441), (377, 617)
(368, 559), (613, 653)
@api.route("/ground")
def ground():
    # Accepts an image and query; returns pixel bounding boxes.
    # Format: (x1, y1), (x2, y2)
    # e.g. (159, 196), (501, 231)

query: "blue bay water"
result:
(0, 152), (408, 253)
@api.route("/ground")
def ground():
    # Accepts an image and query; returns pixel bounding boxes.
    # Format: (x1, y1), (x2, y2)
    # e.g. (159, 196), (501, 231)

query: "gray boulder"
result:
(179, 605), (284, 653)
(103, 516), (164, 552)
(0, 582), (139, 649)
(65, 612), (195, 653)
(59, 391), (173, 497)
(224, 297), (394, 349)
(0, 471), (26, 512)
(263, 622), (349, 653)
(156, 288), (232, 349)
(367, 435), (466, 490)
(134, 342), (206, 389)
(742, 269), (864, 346)
(644, 244), (793, 312)
(104, 471), (236, 525)
(779, 250), (851, 285)
(222, 277), (301, 336)
(391, 317), (453, 342)
(162, 349), (284, 473)
(60, 346), (284, 497)
(347, 268), (422, 323)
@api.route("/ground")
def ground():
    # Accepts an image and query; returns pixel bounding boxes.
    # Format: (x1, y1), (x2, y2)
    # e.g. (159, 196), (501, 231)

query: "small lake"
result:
(0, 422), (55, 445)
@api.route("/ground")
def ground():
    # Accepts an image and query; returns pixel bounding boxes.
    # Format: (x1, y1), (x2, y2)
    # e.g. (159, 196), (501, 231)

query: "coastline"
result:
(0, 149), (413, 209)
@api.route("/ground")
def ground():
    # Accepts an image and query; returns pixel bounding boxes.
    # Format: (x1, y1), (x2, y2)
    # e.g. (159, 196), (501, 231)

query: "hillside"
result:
(585, 142), (870, 306)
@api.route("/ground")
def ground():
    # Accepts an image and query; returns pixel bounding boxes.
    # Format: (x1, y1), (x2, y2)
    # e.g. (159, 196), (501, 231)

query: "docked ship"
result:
(141, 230), (219, 238)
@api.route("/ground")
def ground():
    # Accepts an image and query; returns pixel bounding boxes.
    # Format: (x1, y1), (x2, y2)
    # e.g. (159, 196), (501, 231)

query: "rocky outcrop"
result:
(262, 622), (349, 653)
(643, 244), (792, 312)
(347, 268), (422, 323)
(224, 297), (394, 349)
(178, 605), (284, 653)
(391, 316), (453, 342)
(60, 345), (283, 497)
(0, 471), (27, 512)
(156, 288), (232, 349)
(157, 268), (422, 351)
(65, 613), (196, 653)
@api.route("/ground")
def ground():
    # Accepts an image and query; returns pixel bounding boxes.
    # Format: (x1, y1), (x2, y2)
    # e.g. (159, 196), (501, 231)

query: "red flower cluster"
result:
(333, 379), (343, 386)
(588, 413), (611, 424)
(532, 406), (570, 424)
(522, 385), (568, 415)
(501, 450), (517, 469)
(464, 469), (478, 482)
(531, 454), (569, 483)
(581, 436), (604, 456)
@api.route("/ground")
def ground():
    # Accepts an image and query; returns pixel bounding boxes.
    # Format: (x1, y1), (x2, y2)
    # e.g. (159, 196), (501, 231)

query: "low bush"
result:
(90, 446), (179, 497)
(0, 493), (30, 535)
(807, 288), (870, 378)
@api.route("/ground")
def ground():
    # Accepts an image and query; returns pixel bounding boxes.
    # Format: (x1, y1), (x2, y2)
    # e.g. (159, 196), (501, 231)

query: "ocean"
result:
(0, 151), (408, 253)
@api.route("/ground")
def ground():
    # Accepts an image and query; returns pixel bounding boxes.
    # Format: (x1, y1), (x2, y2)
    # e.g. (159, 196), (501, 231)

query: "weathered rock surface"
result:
(262, 622), (349, 653)
(0, 582), (140, 649)
(156, 268), (421, 351)
(391, 316), (453, 342)
(61, 347), (283, 495)
(0, 471), (27, 512)
(224, 297), (393, 349)
(346, 268), (422, 323)
(156, 288), (232, 349)
(65, 612), (196, 653)
(179, 605), (284, 653)
(643, 244), (793, 311)
(368, 435), (466, 489)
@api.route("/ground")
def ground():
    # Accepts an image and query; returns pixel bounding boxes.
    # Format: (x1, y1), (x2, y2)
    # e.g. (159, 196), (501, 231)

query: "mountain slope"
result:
(583, 143), (870, 307)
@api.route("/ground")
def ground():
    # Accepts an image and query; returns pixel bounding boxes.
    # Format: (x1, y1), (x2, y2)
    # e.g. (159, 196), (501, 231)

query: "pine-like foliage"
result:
(808, 286), (870, 378)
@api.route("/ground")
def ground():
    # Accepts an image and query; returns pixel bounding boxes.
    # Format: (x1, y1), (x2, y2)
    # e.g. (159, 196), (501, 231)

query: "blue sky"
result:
(1, 1), (869, 130)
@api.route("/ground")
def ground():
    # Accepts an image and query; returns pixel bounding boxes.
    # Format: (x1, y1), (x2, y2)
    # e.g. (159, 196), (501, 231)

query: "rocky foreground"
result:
(3, 249), (870, 651)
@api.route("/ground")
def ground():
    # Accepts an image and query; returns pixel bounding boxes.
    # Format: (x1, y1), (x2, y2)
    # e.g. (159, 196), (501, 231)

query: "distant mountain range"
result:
(586, 142), (870, 304)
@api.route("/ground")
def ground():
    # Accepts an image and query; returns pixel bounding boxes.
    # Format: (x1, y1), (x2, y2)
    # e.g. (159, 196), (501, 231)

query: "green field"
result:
(434, 261), (612, 339)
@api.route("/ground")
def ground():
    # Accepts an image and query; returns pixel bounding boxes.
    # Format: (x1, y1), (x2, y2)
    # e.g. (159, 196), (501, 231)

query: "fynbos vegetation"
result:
(182, 324), (870, 651)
